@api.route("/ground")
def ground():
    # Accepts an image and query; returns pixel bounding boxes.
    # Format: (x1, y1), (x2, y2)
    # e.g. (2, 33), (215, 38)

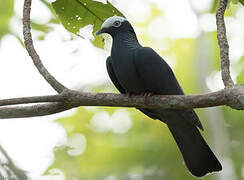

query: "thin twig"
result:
(216, 0), (235, 87)
(0, 103), (68, 119)
(0, 145), (28, 180)
(23, 0), (68, 93)
(0, 95), (63, 106)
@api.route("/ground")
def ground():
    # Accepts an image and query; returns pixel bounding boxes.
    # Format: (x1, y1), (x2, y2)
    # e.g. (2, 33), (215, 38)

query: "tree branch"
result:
(23, 0), (68, 93)
(0, 145), (28, 180)
(0, 103), (69, 119)
(0, 0), (242, 119)
(1, 86), (244, 119)
(0, 95), (63, 106)
(216, 0), (235, 87)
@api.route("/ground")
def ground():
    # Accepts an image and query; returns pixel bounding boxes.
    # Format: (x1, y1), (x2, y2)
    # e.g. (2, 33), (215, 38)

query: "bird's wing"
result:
(134, 47), (183, 95)
(106, 56), (126, 94)
(134, 47), (203, 130)
(133, 48), (221, 176)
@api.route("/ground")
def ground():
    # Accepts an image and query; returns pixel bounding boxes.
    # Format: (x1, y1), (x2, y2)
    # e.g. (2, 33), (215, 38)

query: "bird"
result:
(96, 16), (222, 177)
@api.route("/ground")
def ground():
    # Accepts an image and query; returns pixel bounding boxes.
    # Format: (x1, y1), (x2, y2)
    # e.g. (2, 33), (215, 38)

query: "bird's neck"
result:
(112, 32), (141, 52)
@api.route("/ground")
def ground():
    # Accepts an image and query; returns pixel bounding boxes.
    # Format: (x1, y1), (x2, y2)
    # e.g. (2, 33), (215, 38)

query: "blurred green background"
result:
(1, 0), (244, 180)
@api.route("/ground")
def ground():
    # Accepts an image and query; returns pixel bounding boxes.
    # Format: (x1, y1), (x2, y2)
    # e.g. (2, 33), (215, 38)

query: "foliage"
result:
(0, 0), (14, 40)
(232, 0), (244, 6)
(0, 0), (56, 45)
(52, 0), (124, 48)
(240, 0), (244, 6)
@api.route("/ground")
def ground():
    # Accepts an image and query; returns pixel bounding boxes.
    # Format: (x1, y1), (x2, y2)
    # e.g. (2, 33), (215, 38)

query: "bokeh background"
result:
(0, 0), (244, 179)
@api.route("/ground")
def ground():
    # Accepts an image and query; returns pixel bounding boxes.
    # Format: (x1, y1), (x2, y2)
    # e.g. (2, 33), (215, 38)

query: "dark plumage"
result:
(96, 16), (222, 177)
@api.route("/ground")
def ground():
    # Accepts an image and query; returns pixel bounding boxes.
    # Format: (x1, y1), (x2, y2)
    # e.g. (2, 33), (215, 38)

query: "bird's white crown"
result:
(101, 16), (127, 28)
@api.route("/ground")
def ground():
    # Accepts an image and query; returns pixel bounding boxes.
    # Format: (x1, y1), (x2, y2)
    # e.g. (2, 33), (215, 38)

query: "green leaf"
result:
(0, 0), (14, 40)
(232, 0), (239, 4)
(30, 21), (53, 33)
(12, 34), (25, 47)
(210, 0), (219, 13)
(240, 0), (244, 6)
(230, 0), (244, 6)
(52, 0), (124, 48)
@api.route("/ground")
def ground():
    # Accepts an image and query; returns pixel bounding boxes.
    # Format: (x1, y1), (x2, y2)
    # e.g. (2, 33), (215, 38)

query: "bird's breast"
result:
(111, 52), (145, 94)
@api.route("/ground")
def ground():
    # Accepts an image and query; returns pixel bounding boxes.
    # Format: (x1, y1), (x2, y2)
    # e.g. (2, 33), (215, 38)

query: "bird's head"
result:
(96, 16), (135, 37)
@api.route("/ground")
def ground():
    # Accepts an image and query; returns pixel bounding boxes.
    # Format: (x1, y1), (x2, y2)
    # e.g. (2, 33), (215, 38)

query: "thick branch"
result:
(216, 0), (235, 87)
(1, 86), (244, 119)
(23, 0), (68, 93)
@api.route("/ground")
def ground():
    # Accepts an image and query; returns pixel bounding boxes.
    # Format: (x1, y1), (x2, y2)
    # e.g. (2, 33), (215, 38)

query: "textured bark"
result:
(216, 0), (234, 87)
(23, 0), (67, 93)
(0, 95), (63, 106)
(0, 87), (244, 119)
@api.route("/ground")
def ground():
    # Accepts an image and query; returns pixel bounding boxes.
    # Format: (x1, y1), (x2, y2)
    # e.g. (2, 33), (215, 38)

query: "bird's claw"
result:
(141, 92), (153, 98)
(141, 92), (154, 104)
(125, 92), (153, 99)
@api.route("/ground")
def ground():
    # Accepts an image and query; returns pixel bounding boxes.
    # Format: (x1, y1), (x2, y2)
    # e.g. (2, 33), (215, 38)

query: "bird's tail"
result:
(167, 121), (222, 177)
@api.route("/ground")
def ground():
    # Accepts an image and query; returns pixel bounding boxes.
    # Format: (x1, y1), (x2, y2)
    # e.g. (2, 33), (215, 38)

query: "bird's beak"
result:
(96, 28), (107, 35)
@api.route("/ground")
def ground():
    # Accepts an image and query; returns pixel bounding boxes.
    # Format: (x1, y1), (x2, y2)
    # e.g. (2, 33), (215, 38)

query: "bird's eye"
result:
(113, 21), (121, 27)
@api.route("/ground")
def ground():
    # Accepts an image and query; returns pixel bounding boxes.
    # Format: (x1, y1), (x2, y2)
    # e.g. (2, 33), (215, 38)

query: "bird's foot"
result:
(141, 92), (154, 103)
(125, 92), (153, 99)
(141, 92), (153, 98)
